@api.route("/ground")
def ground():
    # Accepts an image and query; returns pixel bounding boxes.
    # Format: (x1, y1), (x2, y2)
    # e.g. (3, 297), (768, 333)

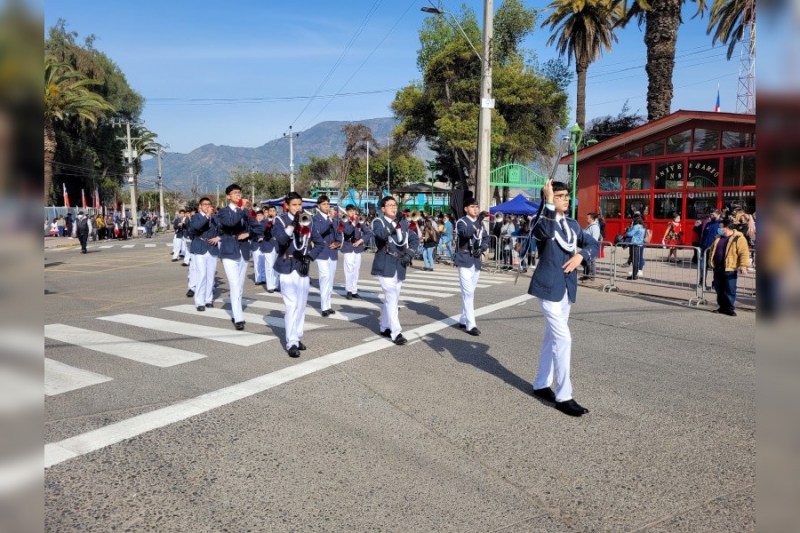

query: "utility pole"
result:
(476, 0), (494, 213)
(283, 126), (299, 193)
(366, 140), (370, 206)
(216, 183), (220, 207)
(156, 145), (165, 223)
(386, 136), (391, 192)
(114, 118), (139, 238)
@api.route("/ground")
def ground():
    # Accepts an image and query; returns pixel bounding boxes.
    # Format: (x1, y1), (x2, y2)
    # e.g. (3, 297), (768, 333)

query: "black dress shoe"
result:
(172, 258), (179, 262)
(466, 327), (481, 336)
(351, 293), (361, 299)
(205, 302), (214, 308)
(458, 323), (466, 329)
(288, 345), (300, 358)
(393, 334), (408, 346)
(234, 321), (245, 330)
(532, 388), (556, 402)
(555, 399), (589, 417)
(329, 309), (336, 315)
(346, 292), (353, 300)
(297, 341), (307, 351)
(321, 309), (331, 317)
(380, 329), (392, 338)
(266, 289), (275, 293)
(196, 305), (205, 312)
(186, 289), (194, 297)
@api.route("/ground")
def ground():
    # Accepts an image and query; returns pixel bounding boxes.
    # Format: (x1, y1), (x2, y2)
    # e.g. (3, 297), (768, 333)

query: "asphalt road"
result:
(44, 234), (755, 532)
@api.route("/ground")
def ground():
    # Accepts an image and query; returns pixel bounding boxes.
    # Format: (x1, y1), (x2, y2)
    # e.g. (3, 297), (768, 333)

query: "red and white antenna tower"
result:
(736, 0), (756, 114)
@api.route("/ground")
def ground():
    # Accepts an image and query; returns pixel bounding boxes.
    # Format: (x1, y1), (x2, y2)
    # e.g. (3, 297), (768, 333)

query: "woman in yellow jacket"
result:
(709, 218), (750, 316)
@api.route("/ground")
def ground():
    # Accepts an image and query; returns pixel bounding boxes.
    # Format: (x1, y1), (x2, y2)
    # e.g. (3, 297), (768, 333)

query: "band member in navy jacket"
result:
(249, 208), (270, 286)
(217, 183), (252, 330)
(528, 179), (599, 417)
(274, 192), (324, 358)
(341, 204), (373, 300)
(371, 196), (419, 346)
(189, 197), (220, 311)
(310, 195), (341, 316)
(454, 198), (490, 336)
(172, 209), (188, 261)
(263, 205), (280, 293)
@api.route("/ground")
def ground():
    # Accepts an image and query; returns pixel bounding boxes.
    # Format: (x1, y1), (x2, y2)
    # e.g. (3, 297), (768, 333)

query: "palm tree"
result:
(541, 0), (625, 131)
(44, 55), (115, 204)
(707, 0), (754, 59)
(614, 0), (706, 122)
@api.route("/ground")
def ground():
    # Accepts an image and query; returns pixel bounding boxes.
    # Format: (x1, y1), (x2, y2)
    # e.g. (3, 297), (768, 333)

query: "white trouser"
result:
(280, 271), (310, 349)
(377, 274), (402, 340)
(252, 248), (265, 283)
(187, 253), (198, 290)
(533, 293), (573, 402)
(316, 258), (338, 311)
(264, 249), (279, 290)
(343, 252), (361, 293)
(458, 265), (481, 329)
(194, 252), (218, 307)
(222, 257), (248, 323)
(172, 235), (182, 259)
(182, 237), (192, 264)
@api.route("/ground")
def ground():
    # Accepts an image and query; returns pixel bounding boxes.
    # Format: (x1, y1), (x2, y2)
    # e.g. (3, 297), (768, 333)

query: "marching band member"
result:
(311, 195), (341, 317)
(185, 207), (200, 298)
(217, 184), (252, 331)
(454, 198), (489, 336)
(189, 197), (220, 311)
(264, 205), (280, 293)
(341, 204), (373, 300)
(274, 192), (324, 357)
(249, 208), (268, 286)
(528, 179), (599, 417)
(371, 196), (419, 346)
(182, 207), (195, 266)
(171, 209), (187, 262)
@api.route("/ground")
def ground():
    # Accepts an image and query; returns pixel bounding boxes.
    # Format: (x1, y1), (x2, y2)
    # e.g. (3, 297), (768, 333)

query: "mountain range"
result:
(142, 117), (434, 193)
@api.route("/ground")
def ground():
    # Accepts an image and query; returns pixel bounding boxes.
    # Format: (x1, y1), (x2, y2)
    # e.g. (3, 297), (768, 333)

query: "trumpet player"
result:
(264, 205), (279, 293)
(341, 204), (373, 300)
(218, 184), (252, 331)
(274, 192), (324, 357)
(455, 198), (489, 336)
(249, 208), (269, 286)
(311, 195), (341, 317)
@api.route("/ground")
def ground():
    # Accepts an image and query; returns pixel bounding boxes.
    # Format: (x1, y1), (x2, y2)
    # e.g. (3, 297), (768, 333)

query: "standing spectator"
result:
(699, 209), (722, 287)
(64, 213), (74, 238)
(48, 218), (59, 237)
(144, 216), (154, 238)
(661, 213), (683, 262)
(421, 218), (439, 271)
(500, 216), (516, 270)
(438, 214), (453, 260)
(57, 215), (66, 237)
(73, 211), (91, 253)
(709, 218), (750, 316)
(625, 215), (646, 280)
(580, 213), (601, 280)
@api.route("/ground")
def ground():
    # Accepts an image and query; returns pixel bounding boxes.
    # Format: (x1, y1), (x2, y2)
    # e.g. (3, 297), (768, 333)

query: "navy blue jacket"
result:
(311, 213), (341, 261)
(700, 219), (721, 250)
(189, 212), (220, 255)
(341, 217), (373, 254)
(173, 216), (188, 238)
(453, 215), (489, 269)
(527, 206), (599, 303)
(249, 217), (276, 253)
(370, 216), (419, 281)
(217, 205), (252, 261)
(273, 212), (324, 276)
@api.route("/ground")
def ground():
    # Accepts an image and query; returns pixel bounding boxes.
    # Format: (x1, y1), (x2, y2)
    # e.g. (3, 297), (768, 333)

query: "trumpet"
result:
(494, 212), (504, 223)
(358, 215), (367, 225)
(409, 210), (420, 222)
(266, 215), (275, 224)
(299, 213), (312, 227)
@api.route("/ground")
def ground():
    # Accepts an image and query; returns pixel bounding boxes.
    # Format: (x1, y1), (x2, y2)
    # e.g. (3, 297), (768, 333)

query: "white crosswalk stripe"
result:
(348, 280), (457, 297)
(45, 324), (205, 367)
(408, 270), (510, 283)
(121, 245), (135, 248)
(45, 358), (113, 396)
(98, 245), (113, 249)
(310, 285), (431, 304)
(145, 244), (156, 248)
(257, 292), (391, 310)
(235, 298), (367, 322)
(98, 314), (275, 346)
(163, 305), (327, 331)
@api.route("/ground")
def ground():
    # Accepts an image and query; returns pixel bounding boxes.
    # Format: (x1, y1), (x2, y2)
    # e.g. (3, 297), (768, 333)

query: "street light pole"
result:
(569, 123), (583, 219)
(477, 0), (494, 213)
(284, 126), (299, 193)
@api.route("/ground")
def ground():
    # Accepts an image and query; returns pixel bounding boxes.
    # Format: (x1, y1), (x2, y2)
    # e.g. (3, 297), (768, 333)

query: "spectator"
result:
(709, 217), (750, 316)
(48, 218), (59, 237)
(699, 209), (722, 287)
(72, 211), (92, 253)
(661, 213), (683, 262)
(625, 215), (646, 280)
(421, 219), (438, 271)
(438, 214), (453, 260)
(500, 216), (516, 270)
(580, 213), (601, 280)
(57, 215), (66, 237)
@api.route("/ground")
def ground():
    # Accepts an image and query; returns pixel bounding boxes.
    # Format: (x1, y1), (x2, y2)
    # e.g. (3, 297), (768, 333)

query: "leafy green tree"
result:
(613, 0), (707, 122)
(707, 0), (753, 59)
(585, 101), (646, 143)
(541, 0), (624, 130)
(44, 55), (115, 205)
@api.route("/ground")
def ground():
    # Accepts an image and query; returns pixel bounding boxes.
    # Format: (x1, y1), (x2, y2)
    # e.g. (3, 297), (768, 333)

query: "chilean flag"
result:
(81, 189), (87, 209)
(714, 88), (721, 113)
(94, 188), (101, 210)
(63, 183), (70, 208)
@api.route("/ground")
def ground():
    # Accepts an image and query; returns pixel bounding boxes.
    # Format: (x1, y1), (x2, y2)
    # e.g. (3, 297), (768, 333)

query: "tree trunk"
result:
(644, 0), (681, 122)
(575, 61), (588, 131)
(44, 121), (57, 205)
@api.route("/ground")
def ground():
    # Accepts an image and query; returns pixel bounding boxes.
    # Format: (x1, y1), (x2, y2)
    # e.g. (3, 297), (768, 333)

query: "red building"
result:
(567, 110), (756, 242)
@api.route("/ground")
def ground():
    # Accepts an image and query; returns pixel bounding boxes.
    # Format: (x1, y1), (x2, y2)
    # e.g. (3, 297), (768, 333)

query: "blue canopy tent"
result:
(489, 193), (540, 216)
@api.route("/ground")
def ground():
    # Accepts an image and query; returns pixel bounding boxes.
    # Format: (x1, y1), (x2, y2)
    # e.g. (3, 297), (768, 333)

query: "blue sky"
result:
(45, 0), (740, 154)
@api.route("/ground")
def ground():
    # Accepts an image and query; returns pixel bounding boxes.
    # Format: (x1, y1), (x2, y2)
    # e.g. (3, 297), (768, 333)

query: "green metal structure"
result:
(489, 163), (548, 190)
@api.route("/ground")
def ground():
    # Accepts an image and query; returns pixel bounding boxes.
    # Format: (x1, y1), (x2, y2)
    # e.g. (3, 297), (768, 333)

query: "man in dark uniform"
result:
(274, 192), (325, 357)
(341, 204), (373, 300)
(264, 206), (279, 293)
(371, 196), (419, 346)
(171, 209), (187, 261)
(249, 208), (269, 286)
(189, 197), (220, 311)
(311, 195), (341, 317)
(528, 179), (599, 417)
(454, 198), (489, 336)
(217, 184), (252, 330)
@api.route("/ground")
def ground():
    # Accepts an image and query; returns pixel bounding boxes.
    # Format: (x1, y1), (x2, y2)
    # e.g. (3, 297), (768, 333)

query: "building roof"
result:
(392, 182), (451, 194)
(561, 110), (756, 165)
